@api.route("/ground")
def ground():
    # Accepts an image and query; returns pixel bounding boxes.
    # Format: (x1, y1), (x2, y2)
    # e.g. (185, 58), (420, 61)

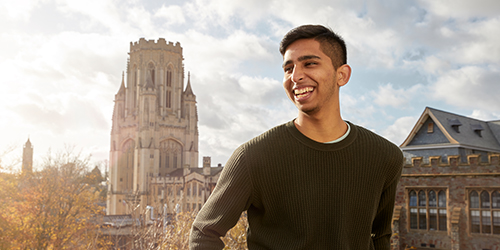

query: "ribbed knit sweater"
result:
(190, 120), (403, 250)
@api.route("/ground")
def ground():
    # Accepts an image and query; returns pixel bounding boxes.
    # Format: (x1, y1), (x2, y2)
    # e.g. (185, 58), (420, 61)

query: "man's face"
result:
(282, 39), (338, 116)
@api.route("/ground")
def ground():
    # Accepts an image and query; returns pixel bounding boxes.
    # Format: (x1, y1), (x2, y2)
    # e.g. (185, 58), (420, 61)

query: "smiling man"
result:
(189, 24), (404, 250)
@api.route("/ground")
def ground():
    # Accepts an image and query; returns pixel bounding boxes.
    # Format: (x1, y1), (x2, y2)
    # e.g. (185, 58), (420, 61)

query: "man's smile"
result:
(294, 86), (314, 99)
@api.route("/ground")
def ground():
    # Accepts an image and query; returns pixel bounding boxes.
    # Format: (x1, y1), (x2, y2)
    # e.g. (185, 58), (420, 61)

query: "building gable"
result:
(402, 107), (500, 153)
(407, 117), (450, 146)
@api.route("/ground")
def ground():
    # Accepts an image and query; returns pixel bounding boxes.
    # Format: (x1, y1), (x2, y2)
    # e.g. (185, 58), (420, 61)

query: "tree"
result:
(0, 150), (110, 249)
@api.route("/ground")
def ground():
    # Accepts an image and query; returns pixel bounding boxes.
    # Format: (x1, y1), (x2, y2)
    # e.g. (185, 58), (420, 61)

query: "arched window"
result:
(481, 191), (490, 208)
(409, 191), (417, 229)
(167, 68), (172, 87)
(429, 191), (437, 207)
(408, 189), (447, 232)
(133, 65), (137, 108)
(469, 189), (500, 235)
(471, 191), (479, 208)
(493, 191), (500, 234)
(438, 191), (447, 231)
(165, 67), (173, 109)
(418, 191), (426, 206)
(481, 191), (491, 233)
(159, 139), (183, 175)
(148, 62), (155, 85)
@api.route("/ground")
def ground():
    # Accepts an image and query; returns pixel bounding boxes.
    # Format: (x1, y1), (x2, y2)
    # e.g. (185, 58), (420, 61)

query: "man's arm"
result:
(189, 146), (252, 250)
(372, 153), (404, 250)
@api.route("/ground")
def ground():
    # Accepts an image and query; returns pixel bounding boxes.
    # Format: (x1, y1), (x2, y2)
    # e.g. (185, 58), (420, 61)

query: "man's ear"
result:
(336, 64), (351, 87)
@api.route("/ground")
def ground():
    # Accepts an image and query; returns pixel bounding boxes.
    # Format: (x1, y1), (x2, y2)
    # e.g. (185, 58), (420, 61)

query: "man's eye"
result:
(284, 67), (293, 73)
(305, 62), (317, 66)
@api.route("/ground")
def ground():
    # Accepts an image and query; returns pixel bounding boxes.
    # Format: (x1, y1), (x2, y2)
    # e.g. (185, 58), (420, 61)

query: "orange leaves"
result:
(0, 154), (109, 249)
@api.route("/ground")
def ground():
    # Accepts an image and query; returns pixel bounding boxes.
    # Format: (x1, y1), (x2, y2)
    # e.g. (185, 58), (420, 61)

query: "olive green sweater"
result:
(190, 121), (403, 249)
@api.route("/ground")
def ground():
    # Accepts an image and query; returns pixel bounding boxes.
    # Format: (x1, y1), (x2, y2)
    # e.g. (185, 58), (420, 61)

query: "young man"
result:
(189, 24), (403, 249)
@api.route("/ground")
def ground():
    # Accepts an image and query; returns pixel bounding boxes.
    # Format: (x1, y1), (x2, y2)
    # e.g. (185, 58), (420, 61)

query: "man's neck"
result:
(294, 111), (347, 143)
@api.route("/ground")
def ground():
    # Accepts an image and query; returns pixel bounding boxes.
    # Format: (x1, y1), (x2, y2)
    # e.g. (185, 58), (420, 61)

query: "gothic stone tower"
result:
(108, 38), (199, 215)
(22, 138), (33, 174)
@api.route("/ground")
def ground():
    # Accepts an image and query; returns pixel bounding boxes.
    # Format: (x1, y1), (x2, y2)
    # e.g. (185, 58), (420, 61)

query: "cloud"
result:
(470, 109), (500, 121)
(154, 5), (186, 25)
(2, 0), (500, 169)
(381, 116), (419, 145)
(372, 83), (423, 108)
(419, 0), (500, 19)
(430, 66), (500, 112)
(0, 0), (39, 21)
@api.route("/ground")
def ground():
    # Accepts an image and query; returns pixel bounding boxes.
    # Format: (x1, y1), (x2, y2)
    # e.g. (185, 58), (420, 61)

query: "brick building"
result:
(392, 107), (500, 250)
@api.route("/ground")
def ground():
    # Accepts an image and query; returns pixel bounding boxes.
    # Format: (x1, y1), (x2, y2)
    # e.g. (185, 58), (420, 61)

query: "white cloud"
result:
(372, 83), (423, 108)
(0, 0), (40, 21)
(470, 110), (500, 121)
(2, 0), (500, 170)
(154, 5), (185, 25)
(418, 0), (500, 19)
(421, 55), (451, 75)
(381, 116), (419, 145)
(430, 66), (500, 112)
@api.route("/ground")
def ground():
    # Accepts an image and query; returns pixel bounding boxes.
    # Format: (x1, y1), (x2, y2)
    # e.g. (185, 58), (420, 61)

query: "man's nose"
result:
(291, 66), (304, 83)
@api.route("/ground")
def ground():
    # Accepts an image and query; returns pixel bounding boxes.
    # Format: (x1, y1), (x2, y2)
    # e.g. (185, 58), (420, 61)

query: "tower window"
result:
(148, 62), (155, 85)
(166, 90), (171, 108)
(167, 69), (172, 87)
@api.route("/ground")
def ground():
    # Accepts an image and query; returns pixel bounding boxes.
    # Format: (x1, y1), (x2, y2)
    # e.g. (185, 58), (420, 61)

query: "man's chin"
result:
(297, 105), (318, 116)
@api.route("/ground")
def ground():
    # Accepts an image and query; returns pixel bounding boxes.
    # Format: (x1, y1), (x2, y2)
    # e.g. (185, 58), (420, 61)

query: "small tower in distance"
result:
(22, 138), (33, 174)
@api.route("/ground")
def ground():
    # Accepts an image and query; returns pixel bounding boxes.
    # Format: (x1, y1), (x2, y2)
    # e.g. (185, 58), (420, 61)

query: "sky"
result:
(1, 0), (499, 172)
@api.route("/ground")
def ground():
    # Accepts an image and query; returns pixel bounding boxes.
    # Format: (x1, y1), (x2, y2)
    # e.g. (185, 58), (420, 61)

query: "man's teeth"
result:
(294, 87), (313, 95)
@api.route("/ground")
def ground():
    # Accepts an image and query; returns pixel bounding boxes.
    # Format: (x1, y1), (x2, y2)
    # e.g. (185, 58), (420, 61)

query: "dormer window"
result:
(448, 118), (462, 133)
(471, 124), (484, 137)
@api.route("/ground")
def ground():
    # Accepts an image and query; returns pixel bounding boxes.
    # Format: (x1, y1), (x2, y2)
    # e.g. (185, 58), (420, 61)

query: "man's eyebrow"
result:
(282, 55), (322, 68)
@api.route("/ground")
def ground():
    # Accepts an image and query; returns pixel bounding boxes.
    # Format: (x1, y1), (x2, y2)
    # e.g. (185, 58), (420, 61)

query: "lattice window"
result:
(469, 189), (500, 235)
(408, 188), (447, 231)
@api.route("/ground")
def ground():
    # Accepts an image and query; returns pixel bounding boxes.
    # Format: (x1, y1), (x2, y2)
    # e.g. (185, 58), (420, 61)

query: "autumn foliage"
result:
(0, 150), (249, 249)
(128, 211), (248, 249)
(0, 151), (108, 249)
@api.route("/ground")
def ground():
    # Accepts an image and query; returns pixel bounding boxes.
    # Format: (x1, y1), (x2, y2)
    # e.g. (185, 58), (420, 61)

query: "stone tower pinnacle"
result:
(22, 138), (33, 174)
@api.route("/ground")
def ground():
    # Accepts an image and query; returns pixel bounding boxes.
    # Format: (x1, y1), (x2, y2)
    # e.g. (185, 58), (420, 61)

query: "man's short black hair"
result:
(279, 24), (347, 69)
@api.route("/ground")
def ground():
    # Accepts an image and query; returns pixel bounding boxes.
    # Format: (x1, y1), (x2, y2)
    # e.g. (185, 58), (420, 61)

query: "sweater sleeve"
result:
(189, 145), (252, 250)
(372, 151), (404, 250)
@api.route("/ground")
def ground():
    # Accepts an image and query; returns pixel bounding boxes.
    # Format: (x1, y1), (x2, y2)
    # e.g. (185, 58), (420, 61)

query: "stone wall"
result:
(391, 154), (500, 250)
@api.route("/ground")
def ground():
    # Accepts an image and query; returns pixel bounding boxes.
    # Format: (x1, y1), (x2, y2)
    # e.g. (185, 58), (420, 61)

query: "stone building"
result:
(107, 38), (219, 216)
(400, 107), (500, 164)
(147, 156), (223, 217)
(392, 107), (500, 250)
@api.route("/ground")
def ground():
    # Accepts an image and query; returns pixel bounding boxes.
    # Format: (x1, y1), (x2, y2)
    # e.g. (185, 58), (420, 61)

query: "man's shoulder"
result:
(350, 123), (403, 158)
(249, 121), (290, 141)
(240, 121), (292, 150)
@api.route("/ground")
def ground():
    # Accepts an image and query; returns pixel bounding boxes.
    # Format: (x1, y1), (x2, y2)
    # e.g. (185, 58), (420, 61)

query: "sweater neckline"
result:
(285, 119), (358, 151)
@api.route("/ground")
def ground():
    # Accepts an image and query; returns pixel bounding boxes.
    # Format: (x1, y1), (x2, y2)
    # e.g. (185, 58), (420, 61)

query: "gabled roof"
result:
(400, 107), (500, 152)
